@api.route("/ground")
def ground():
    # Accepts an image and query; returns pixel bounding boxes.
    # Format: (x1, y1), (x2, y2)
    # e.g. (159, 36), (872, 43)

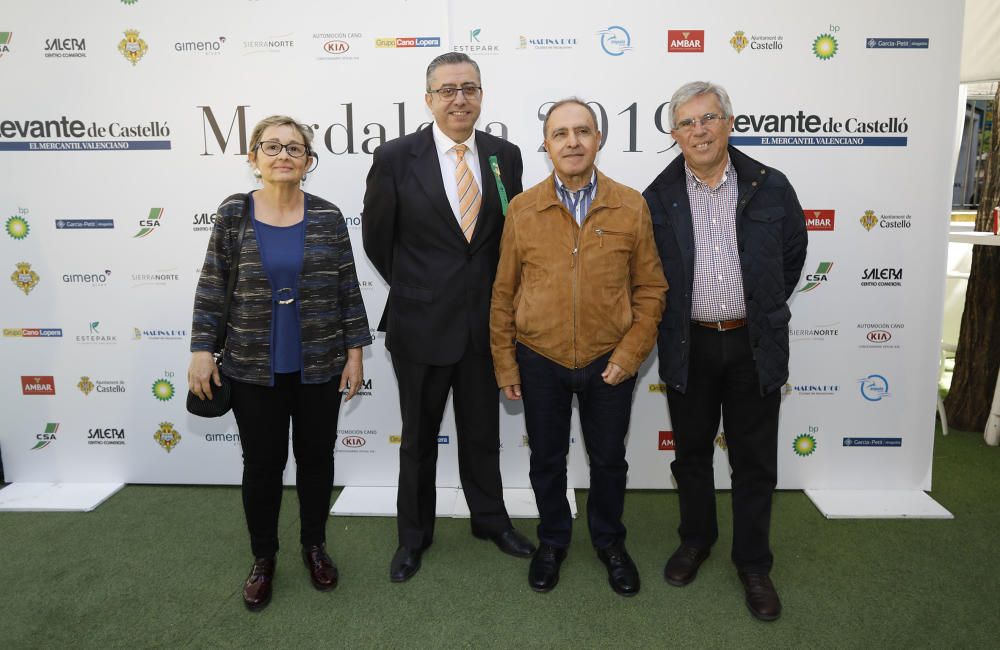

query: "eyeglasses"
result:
(427, 84), (483, 101)
(255, 141), (309, 158)
(674, 113), (726, 132)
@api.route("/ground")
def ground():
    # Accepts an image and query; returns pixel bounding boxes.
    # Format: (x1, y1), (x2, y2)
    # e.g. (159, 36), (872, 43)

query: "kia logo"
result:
(342, 435), (366, 447)
(867, 330), (891, 343)
(324, 40), (350, 54)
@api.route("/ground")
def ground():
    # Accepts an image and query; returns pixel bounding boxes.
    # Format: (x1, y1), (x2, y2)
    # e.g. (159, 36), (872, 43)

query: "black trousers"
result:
(517, 345), (636, 549)
(391, 347), (510, 550)
(230, 373), (342, 559)
(666, 325), (780, 573)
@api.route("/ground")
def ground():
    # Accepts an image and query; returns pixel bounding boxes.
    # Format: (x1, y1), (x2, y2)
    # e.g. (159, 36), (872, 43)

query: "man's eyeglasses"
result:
(427, 84), (483, 101)
(674, 113), (726, 132)
(255, 141), (309, 158)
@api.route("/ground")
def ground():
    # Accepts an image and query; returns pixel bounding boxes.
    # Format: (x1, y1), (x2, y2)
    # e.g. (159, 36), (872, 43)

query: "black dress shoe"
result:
(739, 572), (782, 621)
(302, 544), (339, 591)
(663, 543), (711, 586)
(528, 544), (567, 593)
(473, 526), (536, 558)
(596, 542), (640, 597)
(389, 545), (423, 583)
(242, 556), (275, 612)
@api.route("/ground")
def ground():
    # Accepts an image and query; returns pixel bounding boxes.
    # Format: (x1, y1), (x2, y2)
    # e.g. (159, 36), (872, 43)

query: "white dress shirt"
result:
(431, 122), (483, 223)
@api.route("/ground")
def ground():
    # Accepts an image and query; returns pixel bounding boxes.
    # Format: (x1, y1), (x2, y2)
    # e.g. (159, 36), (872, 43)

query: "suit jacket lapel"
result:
(411, 127), (466, 241)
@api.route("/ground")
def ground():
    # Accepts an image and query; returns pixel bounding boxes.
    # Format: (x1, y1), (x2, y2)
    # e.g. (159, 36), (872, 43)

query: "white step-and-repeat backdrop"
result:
(1, 0), (961, 490)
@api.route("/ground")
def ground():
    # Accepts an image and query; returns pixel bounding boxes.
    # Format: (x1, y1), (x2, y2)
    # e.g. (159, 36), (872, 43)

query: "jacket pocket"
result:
(594, 228), (635, 248)
(392, 282), (432, 303)
(747, 207), (784, 223)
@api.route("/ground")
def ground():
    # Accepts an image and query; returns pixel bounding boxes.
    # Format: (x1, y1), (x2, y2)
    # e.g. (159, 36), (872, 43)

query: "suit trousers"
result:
(391, 346), (510, 549)
(230, 372), (342, 559)
(517, 344), (636, 550)
(665, 324), (780, 573)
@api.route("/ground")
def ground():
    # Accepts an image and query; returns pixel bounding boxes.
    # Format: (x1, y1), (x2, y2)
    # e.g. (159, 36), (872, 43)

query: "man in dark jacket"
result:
(643, 81), (807, 621)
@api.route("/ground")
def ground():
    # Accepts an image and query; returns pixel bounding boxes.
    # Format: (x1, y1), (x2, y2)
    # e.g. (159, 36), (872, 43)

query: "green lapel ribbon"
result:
(489, 155), (510, 216)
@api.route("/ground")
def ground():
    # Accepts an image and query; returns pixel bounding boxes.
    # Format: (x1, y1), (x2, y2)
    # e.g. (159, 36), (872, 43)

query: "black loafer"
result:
(663, 543), (711, 586)
(242, 556), (275, 612)
(389, 545), (423, 583)
(473, 526), (536, 558)
(528, 543), (567, 593)
(596, 542), (640, 597)
(739, 571), (782, 621)
(302, 544), (339, 591)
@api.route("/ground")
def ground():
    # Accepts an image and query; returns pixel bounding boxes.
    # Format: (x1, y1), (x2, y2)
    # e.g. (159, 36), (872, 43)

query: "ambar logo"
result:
(22, 375), (56, 395)
(658, 430), (675, 451)
(805, 209), (835, 231)
(668, 29), (704, 52)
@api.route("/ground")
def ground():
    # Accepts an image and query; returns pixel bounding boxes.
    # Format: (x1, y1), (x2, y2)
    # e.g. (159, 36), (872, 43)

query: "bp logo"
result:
(10, 262), (40, 295)
(152, 378), (175, 401)
(813, 33), (837, 60)
(5, 216), (29, 240)
(793, 433), (817, 457)
(78, 376), (95, 396)
(154, 421), (181, 452)
(860, 209), (878, 231)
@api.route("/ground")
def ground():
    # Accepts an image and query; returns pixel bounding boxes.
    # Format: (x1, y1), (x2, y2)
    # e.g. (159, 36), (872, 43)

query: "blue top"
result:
(251, 195), (306, 375)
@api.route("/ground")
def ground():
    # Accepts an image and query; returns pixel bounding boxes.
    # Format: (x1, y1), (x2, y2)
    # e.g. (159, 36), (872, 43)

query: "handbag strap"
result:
(214, 195), (250, 353)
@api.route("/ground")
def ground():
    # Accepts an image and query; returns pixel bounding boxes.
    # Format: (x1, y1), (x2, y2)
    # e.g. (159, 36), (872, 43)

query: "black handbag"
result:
(187, 204), (249, 418)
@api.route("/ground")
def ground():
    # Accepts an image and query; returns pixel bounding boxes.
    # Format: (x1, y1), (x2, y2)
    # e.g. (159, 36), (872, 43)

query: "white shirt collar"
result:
(432, 122), (477, 158)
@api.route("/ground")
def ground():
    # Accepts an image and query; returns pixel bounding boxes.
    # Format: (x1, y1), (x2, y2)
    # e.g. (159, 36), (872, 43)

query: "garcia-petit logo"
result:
(22, 375), (56, 395)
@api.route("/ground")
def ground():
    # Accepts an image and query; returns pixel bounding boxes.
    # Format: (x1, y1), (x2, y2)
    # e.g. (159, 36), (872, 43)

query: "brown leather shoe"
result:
(663, 543), (710, 586)
(242, 557), (275, 612)
(739, 571), (782, 621)
(302, 545), (339, 591)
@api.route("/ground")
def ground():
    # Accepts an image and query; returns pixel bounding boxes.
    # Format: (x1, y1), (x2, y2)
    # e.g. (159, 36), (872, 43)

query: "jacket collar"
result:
(536, 167), (622, 215)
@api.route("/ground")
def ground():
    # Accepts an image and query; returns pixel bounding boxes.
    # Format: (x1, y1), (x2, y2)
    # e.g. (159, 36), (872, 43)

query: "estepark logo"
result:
(598, 26), (632, 56)
(658, 430), (675, 451)
(454, 27), (500, 55)
(22, 375), (56, 395)
(88, 427), (126, 445)
(668, 29), (704, 52)
(798, 261), (833, 293)
(374, 36), (440, 48)
(76, 321), (117, 344)
(805, 209), (835, 231)
(793, 426), (819, 457)
(44, 37), (87, 58)
(133, 208), (164, 238)
(32, 422), (59, 450)
(859, 374), (891, 401)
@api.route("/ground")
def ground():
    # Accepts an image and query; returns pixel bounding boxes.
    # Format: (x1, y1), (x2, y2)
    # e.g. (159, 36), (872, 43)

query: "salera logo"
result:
(22, 375), (56, 395)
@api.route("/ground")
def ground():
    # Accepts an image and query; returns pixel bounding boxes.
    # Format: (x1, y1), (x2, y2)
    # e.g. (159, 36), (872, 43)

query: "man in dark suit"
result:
(362, 52), (535, 582)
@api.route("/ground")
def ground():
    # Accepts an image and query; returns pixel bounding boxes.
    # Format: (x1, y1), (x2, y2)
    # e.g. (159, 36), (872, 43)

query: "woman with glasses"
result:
(188, 114), (371, 611)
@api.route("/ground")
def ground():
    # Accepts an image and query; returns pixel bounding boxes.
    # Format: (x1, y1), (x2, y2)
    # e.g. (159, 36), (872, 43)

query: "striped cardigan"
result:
(191, 192), (371, 386)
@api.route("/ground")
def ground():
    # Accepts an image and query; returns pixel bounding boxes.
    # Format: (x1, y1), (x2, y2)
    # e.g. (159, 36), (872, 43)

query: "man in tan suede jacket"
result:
(490, 98), (667, 597)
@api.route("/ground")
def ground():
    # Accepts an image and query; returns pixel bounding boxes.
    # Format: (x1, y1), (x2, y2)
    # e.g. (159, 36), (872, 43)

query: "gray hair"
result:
(425, 52), (481, 91)
(668, 81), (734, 128)
(248, 115), (315, 154)
(542, 98), (600, 138)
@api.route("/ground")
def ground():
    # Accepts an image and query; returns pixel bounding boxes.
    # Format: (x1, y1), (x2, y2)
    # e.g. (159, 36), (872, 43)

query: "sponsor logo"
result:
(730, 31), (783, 53)
(598, 26), (632, 56)
(790, 323), (839, 342)
(374, 36), (441, 48)
(860, 267), (903, 287)
(44, 37), (87, 58)
(668, 29), (703, 52)
(6, 215), (30, 239)
(204, 432), (240, 444)
(730, 31), (748, 52)
(10, 262), (40, 294)
(784, 383), (839, 396)
(857, 322), (903, 349)
(812, 33), (838, 60)
(88, 427), (126, 446)
(55, 219), (115, 229)
(346, 378), (373, 396)
(121, 0), (139, 5)
(859, 209), (911, 231)
(131, 268), (181, 288)
(658, 430), (675, 451)
(152, 375), (176, 401)
(520, 434), (530, 447)
(118, 29), (148, 65)
(437, 435), (450, 444)
(243, 34), (295, 55)
(648, 383), (667, 393)
(32, 422), (59, 450)
(0, 31), (13, 58)
(455, 27), (500, 55)
(192, 211), (218, 232)
(174, 37), (226, 55)
(3, 327), (62, 338)
(389, 435), (402, 444)
(62, 269), (112, 287)
(132, 327), (187, 340)
(843, 437), (902, 447)
(0, 117), (171, 152)
(78, 376), (126, 395)
(805, 209), (835, 231)
(154, 422), (181, 452)
(866, 37), (928, 49)
(22, 375), (56, 395)
(341, 436), (366, 448)
(133, 208), (164, 238)
(798, 261), (833, 293)
(313, 32), (361, 60)
(859, 374), (890, 401)
(715, 432), (727, 450)
(517, 35), (577, 50)
(793, 429), (818, 456)
(78, 376), (94, 395)
(76, 321), (117, 344)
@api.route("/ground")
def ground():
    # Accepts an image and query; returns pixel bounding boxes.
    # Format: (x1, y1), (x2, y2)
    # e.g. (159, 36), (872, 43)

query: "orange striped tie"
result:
(453, 144), (481, 242)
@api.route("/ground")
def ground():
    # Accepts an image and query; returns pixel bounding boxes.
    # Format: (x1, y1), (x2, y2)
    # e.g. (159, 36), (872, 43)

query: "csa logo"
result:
(133, 208), (164, 238)
(798, 261), (833, 293)
(32, 422), (60, 450)
(152, 376), (175, 401)
(730, 31), (749, 53)
(658, 430), (675, 451)
(5, 216), (29, 240)
(118, 29), (148, 66)
(154, 421), (181, 452)
(793, 431), (817, 457)
(860, 209), (878, 231)
(813, 33), (838, 60)
(78, 376), (95, 395)
(11, 262), (40, 295)
(0, 31), (12, 57)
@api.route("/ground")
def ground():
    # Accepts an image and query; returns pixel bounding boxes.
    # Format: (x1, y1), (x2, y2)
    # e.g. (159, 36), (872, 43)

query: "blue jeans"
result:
(516, 343), (637, 549)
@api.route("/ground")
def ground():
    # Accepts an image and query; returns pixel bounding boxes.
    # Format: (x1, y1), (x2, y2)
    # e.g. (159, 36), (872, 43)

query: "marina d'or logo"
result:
(32, 422), (60, 450)
(860, 209), (878, 231)
(152, 377), (175, 401)
(813, 33), (837, 60)
(793, 433), (817, 457)
(154, 422), (181, 452)
(78, 376), (95, 395)
(118, 29), (148, 65)
(6, 216), (29, 240)
(11, 262), (40, 295)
